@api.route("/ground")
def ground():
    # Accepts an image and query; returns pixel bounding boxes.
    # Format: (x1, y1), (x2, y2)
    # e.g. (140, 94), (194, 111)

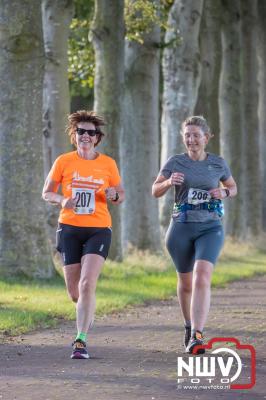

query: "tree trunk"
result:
(121, 1), (161, 252)
(160, 0), (203, 229)
(258, 0), (266, 231)
(240, 0), (261, 237)
(195, 0), (222, 154)
(219, 0), (244, 236)
(42, 0), (73, 177)
(91, 0), (124, 260)
(42, 0), (74, 267)
(0, 0), (53, 277)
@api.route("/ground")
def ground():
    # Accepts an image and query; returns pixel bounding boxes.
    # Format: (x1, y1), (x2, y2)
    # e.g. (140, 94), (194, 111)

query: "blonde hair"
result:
(181, 116), (213, 137)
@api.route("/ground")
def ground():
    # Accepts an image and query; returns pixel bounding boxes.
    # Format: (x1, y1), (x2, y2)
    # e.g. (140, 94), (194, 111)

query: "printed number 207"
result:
(76, 192), (91, 208)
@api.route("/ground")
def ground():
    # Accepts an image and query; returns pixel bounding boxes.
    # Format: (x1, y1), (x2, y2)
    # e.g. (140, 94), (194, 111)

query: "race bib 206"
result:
(188, 188), (211, 205)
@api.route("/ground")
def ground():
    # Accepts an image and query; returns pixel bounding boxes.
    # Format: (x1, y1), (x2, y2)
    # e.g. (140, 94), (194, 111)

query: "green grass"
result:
(0, 242), (266, 336)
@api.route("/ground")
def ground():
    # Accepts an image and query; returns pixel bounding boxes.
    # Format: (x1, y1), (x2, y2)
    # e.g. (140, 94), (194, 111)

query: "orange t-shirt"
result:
(49, 151), (121, 227)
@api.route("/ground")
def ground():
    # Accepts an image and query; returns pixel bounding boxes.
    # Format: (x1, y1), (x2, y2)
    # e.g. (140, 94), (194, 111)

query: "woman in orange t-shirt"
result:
(42, 110), (125, 359)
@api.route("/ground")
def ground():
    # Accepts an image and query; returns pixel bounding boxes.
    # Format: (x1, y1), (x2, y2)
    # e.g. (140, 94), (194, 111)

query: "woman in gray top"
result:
(152, 116), (237, 354)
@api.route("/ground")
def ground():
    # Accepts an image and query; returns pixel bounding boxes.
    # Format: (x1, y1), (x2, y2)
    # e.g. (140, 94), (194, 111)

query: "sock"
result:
(75, 332), (87, 343)
(184, 320), (191, 328)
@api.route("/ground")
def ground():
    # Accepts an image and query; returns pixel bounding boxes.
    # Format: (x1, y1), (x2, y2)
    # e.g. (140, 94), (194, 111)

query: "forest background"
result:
(0, 0), (265, 278)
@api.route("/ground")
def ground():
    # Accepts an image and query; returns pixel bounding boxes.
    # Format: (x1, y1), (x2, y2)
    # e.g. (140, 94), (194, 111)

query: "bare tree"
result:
(240, 0), (261, 236)
(219, 0), (244, 236)
(160, 0), (203, 229)
(0, 0), (53, 277)
(122, 0), (161, 252)
(195, 0), (222, 154)
(258, 0), (266, 231)
(42, 0), (73, 177)
(91, 0), (124, 259)
(42, 0), (74, 264)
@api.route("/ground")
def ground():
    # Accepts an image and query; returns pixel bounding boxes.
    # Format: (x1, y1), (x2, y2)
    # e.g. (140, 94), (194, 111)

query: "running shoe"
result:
(71, 339), (89, 359)
(184, 325), (191, 348)
(186, 331), (205, 354)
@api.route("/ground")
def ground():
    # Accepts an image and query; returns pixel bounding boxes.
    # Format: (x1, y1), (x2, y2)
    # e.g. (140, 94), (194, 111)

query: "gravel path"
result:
(0, 276), (265, 400)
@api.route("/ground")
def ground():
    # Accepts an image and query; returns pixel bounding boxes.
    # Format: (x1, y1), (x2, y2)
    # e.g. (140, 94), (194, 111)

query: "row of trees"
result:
(0, 0), (265, 278)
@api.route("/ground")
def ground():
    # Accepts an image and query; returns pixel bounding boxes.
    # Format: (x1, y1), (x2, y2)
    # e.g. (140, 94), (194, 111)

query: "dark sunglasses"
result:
(76, 128), (98, 136)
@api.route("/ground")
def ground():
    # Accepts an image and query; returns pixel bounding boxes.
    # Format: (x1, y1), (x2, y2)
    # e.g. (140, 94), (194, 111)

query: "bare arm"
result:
(152, 173), (184, 198)
(42, 177), (76, 209)
(209, 176), (237, 200)
(42, 177), (62, 205)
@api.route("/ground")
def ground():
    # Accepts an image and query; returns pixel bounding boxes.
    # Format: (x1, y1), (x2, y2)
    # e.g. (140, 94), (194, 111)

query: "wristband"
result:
(224, 188), (230, 197)
(112, 192), (119, 202)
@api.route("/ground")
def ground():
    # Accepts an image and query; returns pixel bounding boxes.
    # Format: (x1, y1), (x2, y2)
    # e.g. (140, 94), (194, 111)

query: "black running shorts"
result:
(56, 223), (112, 265)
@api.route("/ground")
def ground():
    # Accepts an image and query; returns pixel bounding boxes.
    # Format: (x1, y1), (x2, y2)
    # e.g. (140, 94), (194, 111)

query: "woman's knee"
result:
(67, 286), (79, 303)
(193, 271), (212, 289)
(178, 273), (192, 293)
(63, 263), (81, 303)
(193, 260), (212, 288)
(79, 277), (96, 296)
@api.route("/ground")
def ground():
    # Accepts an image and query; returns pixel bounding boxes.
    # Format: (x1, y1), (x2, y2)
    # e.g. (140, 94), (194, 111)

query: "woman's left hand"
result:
(209, 188), (228, 199)
(105, 187), (118, 201)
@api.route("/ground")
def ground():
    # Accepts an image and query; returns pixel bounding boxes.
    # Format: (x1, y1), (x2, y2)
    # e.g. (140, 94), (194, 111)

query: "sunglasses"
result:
(76, 128), (98, 136)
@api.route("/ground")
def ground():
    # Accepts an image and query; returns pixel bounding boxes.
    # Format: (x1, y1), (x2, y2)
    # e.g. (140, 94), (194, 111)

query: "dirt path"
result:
(0, 276), (265, 400)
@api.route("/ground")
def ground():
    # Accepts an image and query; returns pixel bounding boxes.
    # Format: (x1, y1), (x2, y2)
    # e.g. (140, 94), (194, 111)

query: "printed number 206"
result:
(192, 191), (208, 201)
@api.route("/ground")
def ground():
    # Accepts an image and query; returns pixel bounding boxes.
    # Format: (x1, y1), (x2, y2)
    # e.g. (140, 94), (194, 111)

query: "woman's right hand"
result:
(61, 196), (77, 209)
(168, 172), (185, 186)
(152, 172), (185, 197)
